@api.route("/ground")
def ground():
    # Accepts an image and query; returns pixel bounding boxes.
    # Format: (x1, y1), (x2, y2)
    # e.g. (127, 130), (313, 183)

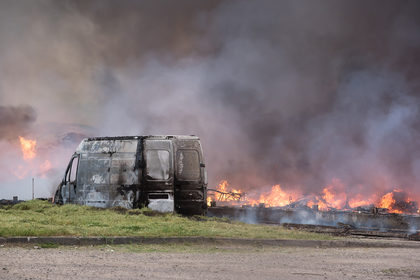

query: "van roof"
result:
(76, 135), (201, 154)
(85, 135), (199, 141)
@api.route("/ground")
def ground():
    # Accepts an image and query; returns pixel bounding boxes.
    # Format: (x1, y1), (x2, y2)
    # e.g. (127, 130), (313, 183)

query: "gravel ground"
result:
(0, 244), (419, 280)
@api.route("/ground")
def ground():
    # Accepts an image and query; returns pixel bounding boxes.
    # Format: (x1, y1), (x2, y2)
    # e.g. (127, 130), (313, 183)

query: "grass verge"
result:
(0, 200), (332, 240)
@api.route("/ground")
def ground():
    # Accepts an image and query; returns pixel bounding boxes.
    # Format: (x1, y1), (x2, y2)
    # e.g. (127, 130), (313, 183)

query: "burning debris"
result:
(207, 180), (420, 215)
(207, 180), (245, 206)
(378, 189), (419, 214)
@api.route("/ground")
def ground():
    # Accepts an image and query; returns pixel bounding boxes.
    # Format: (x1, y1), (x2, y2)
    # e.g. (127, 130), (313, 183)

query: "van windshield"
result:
(146, 150), (170, 180)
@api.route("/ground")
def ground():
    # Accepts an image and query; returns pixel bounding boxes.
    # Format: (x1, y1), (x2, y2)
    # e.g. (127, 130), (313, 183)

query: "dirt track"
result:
(1, 245), (420, 280)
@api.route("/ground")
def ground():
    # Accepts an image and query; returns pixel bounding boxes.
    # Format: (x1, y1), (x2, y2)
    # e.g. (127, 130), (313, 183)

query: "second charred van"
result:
(53, 135), (207, 215)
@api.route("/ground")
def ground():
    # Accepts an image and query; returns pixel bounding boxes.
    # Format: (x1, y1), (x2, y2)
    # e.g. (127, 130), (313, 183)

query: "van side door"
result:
(143, 139), (174, 212)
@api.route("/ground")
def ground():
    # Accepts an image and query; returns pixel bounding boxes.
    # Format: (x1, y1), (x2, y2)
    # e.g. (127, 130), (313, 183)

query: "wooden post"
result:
(32, 178), (34, 200)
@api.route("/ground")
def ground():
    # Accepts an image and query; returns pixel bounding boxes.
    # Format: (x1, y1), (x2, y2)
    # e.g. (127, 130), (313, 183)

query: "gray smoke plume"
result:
(0, 106), (37, 140)
(0, 0), (420, 201)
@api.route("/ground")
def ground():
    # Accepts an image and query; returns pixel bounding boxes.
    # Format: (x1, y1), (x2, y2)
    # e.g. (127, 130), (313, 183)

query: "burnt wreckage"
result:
(54, 136), (207, 215)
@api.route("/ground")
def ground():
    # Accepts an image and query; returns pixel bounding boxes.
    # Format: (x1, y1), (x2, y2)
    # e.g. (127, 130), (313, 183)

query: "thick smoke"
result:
(0, 0), (420, 201)
(0, 105), (37, 140)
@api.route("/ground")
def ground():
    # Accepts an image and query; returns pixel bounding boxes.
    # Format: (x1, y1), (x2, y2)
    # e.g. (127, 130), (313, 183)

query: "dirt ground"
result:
(0, 244), (419, 280)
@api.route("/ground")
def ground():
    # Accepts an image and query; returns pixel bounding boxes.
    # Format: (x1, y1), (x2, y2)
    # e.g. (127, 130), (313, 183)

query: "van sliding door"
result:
(143, 139), (174, 212)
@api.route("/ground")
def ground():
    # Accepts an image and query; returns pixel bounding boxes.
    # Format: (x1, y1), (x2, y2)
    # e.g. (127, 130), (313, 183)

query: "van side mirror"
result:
(200, 163), (206, 168)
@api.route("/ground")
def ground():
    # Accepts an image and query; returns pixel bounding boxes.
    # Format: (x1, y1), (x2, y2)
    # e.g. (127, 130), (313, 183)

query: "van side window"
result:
(146, 150), (170, 180)
(78, 157), (110, 185)
(176, 150), (200, 180)
(69, 156), (79, 182)
(66, 156), (79, 183)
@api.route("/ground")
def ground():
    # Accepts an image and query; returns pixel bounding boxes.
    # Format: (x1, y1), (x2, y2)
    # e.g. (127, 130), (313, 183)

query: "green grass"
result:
(0, 200), (332, 240)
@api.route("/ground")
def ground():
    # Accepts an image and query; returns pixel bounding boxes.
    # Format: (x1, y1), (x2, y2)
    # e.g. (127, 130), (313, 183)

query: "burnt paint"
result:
(54, 135), (207, 215)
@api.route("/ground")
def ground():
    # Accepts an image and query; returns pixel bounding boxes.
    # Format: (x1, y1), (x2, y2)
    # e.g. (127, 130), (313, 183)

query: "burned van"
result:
(53, 135), (207, 215)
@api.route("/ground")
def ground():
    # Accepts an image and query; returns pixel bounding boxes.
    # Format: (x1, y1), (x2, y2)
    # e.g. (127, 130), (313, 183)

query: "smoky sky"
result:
(1, 0), (420, 199)
(0, 105), (37, 140)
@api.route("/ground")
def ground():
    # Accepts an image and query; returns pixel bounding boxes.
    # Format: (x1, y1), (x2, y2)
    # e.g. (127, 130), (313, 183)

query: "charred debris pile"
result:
(207, 189), (420, 240)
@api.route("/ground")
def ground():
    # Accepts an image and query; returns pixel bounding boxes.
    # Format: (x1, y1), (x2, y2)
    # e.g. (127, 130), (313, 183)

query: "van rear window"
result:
(146, 150), (170, 180)
(176, 150), (200, 180)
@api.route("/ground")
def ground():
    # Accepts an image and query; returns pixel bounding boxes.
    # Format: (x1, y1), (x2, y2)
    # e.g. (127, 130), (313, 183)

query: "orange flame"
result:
(319, 184), (347, 210)
(348, 193), (375, 208)
(378, 192), (395, 209)
(249, 185), (293, 207)
(19, 136), (36, 160)
(210, 180), (419, 214)
(377, 190), (411, 214)
(214, 180), (243, 202)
